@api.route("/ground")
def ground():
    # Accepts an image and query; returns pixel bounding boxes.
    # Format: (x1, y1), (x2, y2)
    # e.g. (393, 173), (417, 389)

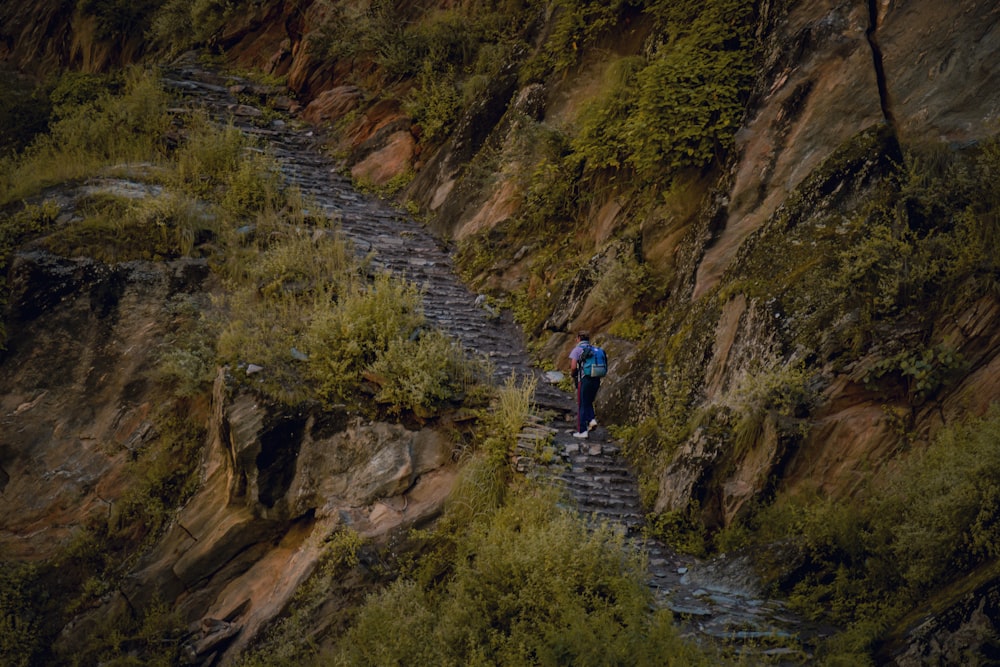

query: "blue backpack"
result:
(581, 344), (608, 378)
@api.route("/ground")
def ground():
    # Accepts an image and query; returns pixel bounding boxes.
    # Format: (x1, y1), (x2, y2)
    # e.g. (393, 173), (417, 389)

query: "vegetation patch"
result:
(728, 405), (1000, 663)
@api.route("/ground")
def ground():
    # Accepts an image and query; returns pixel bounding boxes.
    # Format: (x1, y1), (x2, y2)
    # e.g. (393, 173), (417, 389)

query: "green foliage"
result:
(216, 225), (351, 405)
(522, 0), (631, 81)
(368, 329), (485, 415)
(404, 60), (461, 145)
(719, 358), (812, 459)
(649, 501), (709, 557)
(78, 0), (163, 42)
(217, 214), (483, 414)
(353, 169), (415, 199)
(48, 70), (124, 118)
(444, 374), (536, 527)
(571, 0), (756, 182)
(590, 244), (650, 313)
(334, 489), (715, 666)
(153, 294), (218, 397)
(620, 362), (697, 483)
(879, 408), (1000, 589)
(750, 405), (1000, 660)
(171, 114), (286, 216)
(863, 343), (965, 404)
(150, 0), (245, 52)
(490, 372), (536, 442)
(741, 132), (1000, 359)
(519, 131), (581, 227)
(305, 272), (425, 400)
(0, 66), (171, 206)
(444, 449), (510, 528)
(219, 150), (287, 219)
(0, 563), (44, 666)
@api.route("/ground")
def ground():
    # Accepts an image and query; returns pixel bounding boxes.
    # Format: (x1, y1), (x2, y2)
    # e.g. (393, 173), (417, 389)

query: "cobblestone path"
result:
(163, 54), (824, 662)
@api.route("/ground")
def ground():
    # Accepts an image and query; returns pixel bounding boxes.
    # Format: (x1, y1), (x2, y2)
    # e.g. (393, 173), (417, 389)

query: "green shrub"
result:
(219, 150), (286, 219)
(305, 272), (425, 403)
(442, 373), (537, 524)
(78, 0), (163, 42)
(570, 0), (756, 183)
(49, 70), (123, 119)
(368, 329), (484, 415)
(521, 0), (630, 81)
(879, 406), (1000, 590)
(150, 0), (246, 52)
(404, 60), (461, 145)
(172, 117), (250, 198)
(153, 294), (218, 397)
(0, 66), (170, 206)
(590, 245), (650, 313)
(862, 343), (965, 404)
(335, 489), (716, 666)
(760, 134), (1000, 357)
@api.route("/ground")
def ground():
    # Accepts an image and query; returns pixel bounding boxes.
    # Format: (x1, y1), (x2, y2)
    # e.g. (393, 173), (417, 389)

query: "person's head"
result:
(577, 331), (590, 342)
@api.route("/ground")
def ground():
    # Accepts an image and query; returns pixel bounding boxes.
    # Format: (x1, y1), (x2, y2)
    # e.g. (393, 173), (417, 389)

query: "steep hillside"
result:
(4, 0), (1000, 663)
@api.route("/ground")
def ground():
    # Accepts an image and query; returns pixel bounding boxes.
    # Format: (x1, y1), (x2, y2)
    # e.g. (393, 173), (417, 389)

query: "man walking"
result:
(569, 332), (602, 439)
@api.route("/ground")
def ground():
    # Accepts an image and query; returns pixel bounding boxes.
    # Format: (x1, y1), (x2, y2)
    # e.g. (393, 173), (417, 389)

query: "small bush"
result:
(78, 0), (162, 42)
(404, 60), (461, 145)
(305, 272), (425, 403)
(172, 117), (249, 197)
(522, 0), (630, 81)
(368, 329), (484, 415)
(153, 294), (217, 397)
(150, 0), (242, 52)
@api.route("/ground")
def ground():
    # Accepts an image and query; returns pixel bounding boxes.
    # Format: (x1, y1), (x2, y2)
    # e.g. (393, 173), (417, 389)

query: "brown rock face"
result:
(302, 85), (363, 125)
(880, 0), (1000, 145)
(118, 372), (458, 663)
(0, 251), (211, 560)
(694, 0), (884, 300)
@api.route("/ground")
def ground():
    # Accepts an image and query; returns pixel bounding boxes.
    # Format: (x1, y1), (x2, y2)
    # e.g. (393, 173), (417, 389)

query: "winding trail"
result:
(163, 54), (823, 662)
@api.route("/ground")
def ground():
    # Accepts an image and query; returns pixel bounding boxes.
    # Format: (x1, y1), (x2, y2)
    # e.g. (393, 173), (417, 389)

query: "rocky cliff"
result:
(4, 0), (1000, 663)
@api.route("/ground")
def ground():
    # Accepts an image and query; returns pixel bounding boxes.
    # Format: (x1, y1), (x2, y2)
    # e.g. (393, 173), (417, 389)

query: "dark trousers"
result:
(577, 376), (600, 432)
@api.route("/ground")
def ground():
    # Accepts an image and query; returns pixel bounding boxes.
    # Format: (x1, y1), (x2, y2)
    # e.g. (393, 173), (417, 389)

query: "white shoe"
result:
(572, 431), (589, 439)
(588, 419), (598, 430)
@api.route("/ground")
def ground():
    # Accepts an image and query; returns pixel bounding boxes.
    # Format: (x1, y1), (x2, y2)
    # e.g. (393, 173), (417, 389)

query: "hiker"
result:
(569, 332), (606, 439)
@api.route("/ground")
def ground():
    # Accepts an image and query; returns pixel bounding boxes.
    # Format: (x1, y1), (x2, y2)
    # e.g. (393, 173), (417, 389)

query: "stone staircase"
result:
(161, 54), (822, 662)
